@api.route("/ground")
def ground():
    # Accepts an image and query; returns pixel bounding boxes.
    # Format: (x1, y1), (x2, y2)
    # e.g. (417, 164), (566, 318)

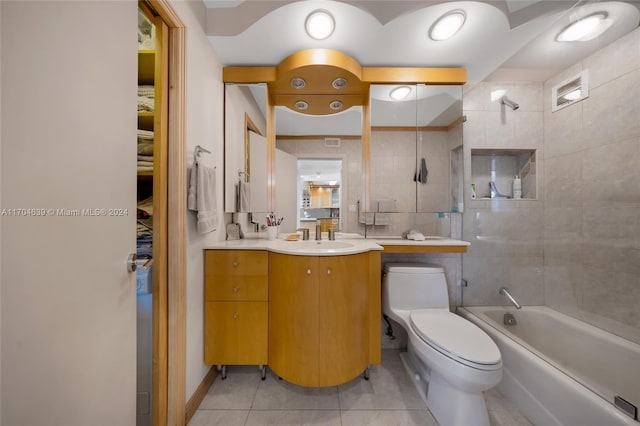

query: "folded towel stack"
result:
(138, 85), (155, 112)
(137, 129), (154, 172)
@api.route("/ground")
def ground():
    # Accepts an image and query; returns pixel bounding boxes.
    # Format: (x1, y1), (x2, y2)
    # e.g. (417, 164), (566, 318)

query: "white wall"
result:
(1, 2), (138, 424)
(168, 0), (227, 401)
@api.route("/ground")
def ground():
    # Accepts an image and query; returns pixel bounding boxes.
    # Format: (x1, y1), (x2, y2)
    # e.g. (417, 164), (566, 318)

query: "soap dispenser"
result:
(512, 175), (522, 199)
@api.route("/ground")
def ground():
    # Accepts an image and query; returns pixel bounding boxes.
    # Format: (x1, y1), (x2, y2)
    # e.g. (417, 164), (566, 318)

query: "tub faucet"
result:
(499, 287), (522, 309)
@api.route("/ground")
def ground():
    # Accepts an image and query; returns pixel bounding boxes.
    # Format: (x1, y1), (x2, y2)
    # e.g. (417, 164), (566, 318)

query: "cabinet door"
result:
(318, 254), (369, 386)
(204, 301), (268, 365)
(269, 253), (319, 386)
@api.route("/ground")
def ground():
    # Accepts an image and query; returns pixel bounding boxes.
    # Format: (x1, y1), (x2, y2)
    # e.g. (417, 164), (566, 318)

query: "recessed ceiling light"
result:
(429, 10), (466, 41)
(389, 86), (412, 100)
(329, 100), (343, 110)
(332, 77), (347, 89)
(305, 9), (335, 40)
(294, 100), (309, 110)
(290, 77), (306, 89)
(556, 12), (611, 42)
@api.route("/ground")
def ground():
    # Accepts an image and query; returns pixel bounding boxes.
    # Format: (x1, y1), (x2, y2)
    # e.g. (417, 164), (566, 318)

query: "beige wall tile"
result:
(544, 153), (583, 208)
(583, 27), (640, 90)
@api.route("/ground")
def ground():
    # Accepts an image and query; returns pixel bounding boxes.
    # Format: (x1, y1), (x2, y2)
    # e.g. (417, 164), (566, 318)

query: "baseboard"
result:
(185, 366), (217, 424)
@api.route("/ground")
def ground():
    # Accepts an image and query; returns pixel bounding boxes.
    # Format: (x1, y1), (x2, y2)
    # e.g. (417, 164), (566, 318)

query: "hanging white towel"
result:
(374, 213), (389, 226)
(187, 166), (198, 211)
(237, 180), (251, 213)
(187, 164), (217, 234)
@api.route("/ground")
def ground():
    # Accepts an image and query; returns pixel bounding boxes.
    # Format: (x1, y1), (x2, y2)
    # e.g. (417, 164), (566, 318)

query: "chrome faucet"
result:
(499, 287), (522, 309)
(315, 220), (322, 240)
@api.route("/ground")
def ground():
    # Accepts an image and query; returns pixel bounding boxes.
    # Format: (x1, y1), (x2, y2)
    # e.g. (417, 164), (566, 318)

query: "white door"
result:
(1, 2), (137, 425)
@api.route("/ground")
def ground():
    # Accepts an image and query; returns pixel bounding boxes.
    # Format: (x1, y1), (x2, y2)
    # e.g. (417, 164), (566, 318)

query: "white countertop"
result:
(205, 237), (383, 256)
(373, 236), (470, 247)
(205, 234), (469, 255)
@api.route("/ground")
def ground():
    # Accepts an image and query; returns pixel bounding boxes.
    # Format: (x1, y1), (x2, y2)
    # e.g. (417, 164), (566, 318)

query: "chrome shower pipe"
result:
(500, 96), (519, 110)
(499, 287), (522, 309)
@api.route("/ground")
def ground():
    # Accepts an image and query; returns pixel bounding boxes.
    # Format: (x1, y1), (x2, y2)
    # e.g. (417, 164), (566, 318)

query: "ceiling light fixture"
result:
(305, 9), (335, 40)
(389, 86), (412, 100)
(329, 100), (343, 110)
(556, 12), (611, 42)
(294, 100), (309, 110)
(332, 77), (347, 89)
(290, 77), (306, 89)
(429, 10), (466, 41)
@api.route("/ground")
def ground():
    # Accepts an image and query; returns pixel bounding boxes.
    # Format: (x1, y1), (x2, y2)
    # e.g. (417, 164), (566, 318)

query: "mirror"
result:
(224, 83), (463, 224)
(223, 83), (267, 213)
(275, 106), (362, 234)
(369, 84), (463, 214)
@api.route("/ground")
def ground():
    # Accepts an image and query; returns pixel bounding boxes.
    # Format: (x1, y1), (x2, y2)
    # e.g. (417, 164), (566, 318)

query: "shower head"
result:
(500, 96), (519, 110)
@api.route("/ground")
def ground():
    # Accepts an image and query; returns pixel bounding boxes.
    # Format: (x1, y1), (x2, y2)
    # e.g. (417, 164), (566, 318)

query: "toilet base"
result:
(399, 349), (490, 426)
(427, 369), (490, 426)
(399, 351), (429, 405)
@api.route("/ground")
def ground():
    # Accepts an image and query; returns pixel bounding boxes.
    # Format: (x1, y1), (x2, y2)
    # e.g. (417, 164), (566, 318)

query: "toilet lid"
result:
(410, 310), (501, 370)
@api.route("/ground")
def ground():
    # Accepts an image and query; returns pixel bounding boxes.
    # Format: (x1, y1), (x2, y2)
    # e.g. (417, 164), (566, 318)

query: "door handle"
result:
(127, 253), (153, 272)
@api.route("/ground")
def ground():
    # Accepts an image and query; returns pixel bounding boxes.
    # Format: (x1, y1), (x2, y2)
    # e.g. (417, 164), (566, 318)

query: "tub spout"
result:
(499, 287), (522, 309)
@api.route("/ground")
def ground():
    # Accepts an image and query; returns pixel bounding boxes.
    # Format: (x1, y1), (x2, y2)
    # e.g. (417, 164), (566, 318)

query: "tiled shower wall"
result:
(461, 81), (545, 306)
(543, 27), (640, 345)
(461, 27), (640, 346)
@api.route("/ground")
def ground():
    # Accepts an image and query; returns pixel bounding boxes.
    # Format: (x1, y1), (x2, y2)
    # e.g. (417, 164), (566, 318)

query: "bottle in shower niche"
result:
(512, 175), (522, 199)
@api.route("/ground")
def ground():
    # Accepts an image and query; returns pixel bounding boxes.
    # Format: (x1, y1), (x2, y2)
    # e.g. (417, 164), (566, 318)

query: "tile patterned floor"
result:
(189, 350), (532, 426)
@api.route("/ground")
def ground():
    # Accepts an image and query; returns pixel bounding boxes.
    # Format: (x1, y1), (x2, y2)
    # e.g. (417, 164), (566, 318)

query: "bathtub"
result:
(458, 306), (639, 426)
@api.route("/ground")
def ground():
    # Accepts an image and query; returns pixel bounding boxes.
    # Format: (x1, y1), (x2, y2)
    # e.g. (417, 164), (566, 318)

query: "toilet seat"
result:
(410, 310), (501, 371)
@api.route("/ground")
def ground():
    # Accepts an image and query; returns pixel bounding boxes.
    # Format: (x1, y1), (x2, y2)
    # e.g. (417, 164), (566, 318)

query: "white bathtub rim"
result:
(459, 306), (638, 426)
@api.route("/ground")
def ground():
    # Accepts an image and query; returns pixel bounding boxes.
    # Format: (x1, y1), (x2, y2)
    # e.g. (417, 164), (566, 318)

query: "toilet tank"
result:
(383, 263), (449, 310)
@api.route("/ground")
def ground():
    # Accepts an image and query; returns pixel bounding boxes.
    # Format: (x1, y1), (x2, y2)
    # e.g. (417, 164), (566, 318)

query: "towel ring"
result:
(193, 145), (212, 166)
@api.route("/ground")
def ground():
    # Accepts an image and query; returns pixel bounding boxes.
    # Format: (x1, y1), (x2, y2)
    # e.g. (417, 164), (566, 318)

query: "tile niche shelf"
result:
(471, 149), (537, 200)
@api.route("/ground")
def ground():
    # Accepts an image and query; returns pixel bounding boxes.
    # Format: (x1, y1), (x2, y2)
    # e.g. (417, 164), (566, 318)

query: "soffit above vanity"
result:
(223, 48), (467, 115)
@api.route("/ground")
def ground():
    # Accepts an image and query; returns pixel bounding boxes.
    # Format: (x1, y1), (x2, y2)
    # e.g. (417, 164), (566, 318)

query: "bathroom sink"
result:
(269, 239), (361, 255)
(294, 241), (355, 251)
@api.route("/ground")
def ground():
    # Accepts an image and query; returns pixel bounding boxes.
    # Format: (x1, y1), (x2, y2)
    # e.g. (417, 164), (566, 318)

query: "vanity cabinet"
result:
(268, 251), (380, 387)
(204, 250), (268, 367)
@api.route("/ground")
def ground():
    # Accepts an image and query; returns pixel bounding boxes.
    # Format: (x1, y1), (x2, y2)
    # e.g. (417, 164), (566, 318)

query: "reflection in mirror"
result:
(223, 83), (267, 213)
(369, 84), (463, 214)
(275, 106), (362, 234)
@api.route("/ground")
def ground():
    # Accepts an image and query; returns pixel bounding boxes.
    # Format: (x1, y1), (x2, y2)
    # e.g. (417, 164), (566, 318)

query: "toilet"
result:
(382, 263), (502, 426)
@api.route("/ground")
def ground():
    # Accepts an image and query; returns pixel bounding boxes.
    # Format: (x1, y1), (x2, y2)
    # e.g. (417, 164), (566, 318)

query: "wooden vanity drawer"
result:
(205, 250), (267, 276)
(205, 250), (268, 301)
(205, 275), (268, 301)
(204, 301), (268, 365)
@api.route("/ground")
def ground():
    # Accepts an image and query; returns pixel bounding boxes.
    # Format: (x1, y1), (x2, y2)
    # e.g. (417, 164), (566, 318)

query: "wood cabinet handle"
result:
(306, 269), (312, 275)
(233, 286), (240, 293)
(232, 261), (239, 267)
(327, 268), (332, 275)
(233, 312), (239, 319)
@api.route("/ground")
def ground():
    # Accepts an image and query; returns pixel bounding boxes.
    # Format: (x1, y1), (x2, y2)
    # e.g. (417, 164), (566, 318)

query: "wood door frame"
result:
(140, 1), (186, 425)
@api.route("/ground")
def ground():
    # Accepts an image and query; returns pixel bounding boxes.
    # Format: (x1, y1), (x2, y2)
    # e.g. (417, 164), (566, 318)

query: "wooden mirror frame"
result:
(223, 48), (467, 213)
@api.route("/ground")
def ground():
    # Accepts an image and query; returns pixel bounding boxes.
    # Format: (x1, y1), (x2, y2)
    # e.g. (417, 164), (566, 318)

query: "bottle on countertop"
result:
(512, 175), (522, 199)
